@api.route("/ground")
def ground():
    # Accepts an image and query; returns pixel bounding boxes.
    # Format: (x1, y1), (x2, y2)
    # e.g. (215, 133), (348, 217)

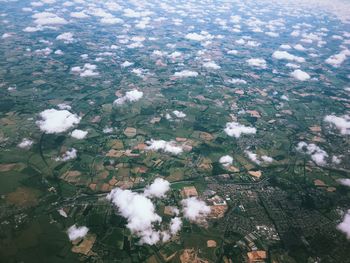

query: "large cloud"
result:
(144, 178), (170, 198)
(107, 188), (162, 245)
(67, 225), (89, 241)
(36, 109), (81, 134)
(324, 115), (350, 135)
(181, 197), (211, 223)
(224, 122), (256, 138)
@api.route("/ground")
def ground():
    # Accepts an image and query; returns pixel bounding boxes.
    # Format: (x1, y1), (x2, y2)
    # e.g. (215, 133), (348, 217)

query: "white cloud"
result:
(100, 17), (124, 25)
(325, 49), (350, 67)
(113, 89), (143, 105)
(228, 78), (247, 85)
(71, 64), (99, 77)
(203, 61), (221, 69)
(266, 31), (279, 37)
(324, 115), (350, 135)
(169, 217), (182, 235)
(172, 110), (186, 118)
(36, 109), (80, 134)
(144, 178), (170, 198)
(280, 44), (292, 49)
(272, 51), (305, 63)
(246, 58), (267, 68)
(18, 138), (34, 149)
(32, 12), (67, 25)
(181, 197), (211, 223)
(55, 148), (77, 161)
(173, 70), (198, 78)
(245, 151), (273, 165)
(294, 44), (306, 51)
(2, 33), (13, 39)
(146, 139), (183, 155)
(107, 188), (162, 245)
(71, 129), (88, 139)
(121, 61), (133, 68)
(70, 11), (89, 19)
(67, 225), (89, 241)
(290, 69), (310, 81)
(219, 155), (233, 167)
(224, 122), (256, 138)
(185, 32), (213, 42)
(337, 210), (350, 239)
(56, 32), (74, 43)
(337, 179), (350, 187)
(296, 142), (328, 166)
(227, 50), (238, 55)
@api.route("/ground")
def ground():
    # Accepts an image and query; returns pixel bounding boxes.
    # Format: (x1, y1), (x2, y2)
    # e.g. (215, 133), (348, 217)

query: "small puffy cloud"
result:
(55, 148), (77, 161)
(266, 31), (279, 37)
(70, 11), (89, 19)
(146, 139), (183, 155)
(280, 44), (291, 49)
(172, 110), (186, 118)
(32, 12), (67, 25)
(2, 33), (13, 39)
(245, 151), (273, 165)
(107, 188), (162, 245)
(296, 142), (328, 166)
(246, 58), (267, 69)
(71, 64), (99, 77)
(185, 32), (213, 42)
(337, 179), (350, 187)
(294, 44), (306, 51)
(219, 155), (233, 167)
(290, 69), (310, 81)
(272, 51), (305, 63)
(228, 78), (247, 85)
(224, 122), (256, 138)
(324, 115), (350, 135)
(337, 210), (350, 239)
(71, 129), (88, 139)
(181, 197), (211, 223)
(100, 17), (124, 25)
(18, 138), (34, 149)
(203, 61), (221, 69)
(121, 61), (133, 68)
(67, 225), (89, 241)
(113, 89), (143, 105)
(173, 70), (198, 78)
(144, 178), (170, 198)
(36, 109), (80, 134)
(56, 32), (74, 43)
(169, 217), (182, 235)
(325, 49), (350, 67)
